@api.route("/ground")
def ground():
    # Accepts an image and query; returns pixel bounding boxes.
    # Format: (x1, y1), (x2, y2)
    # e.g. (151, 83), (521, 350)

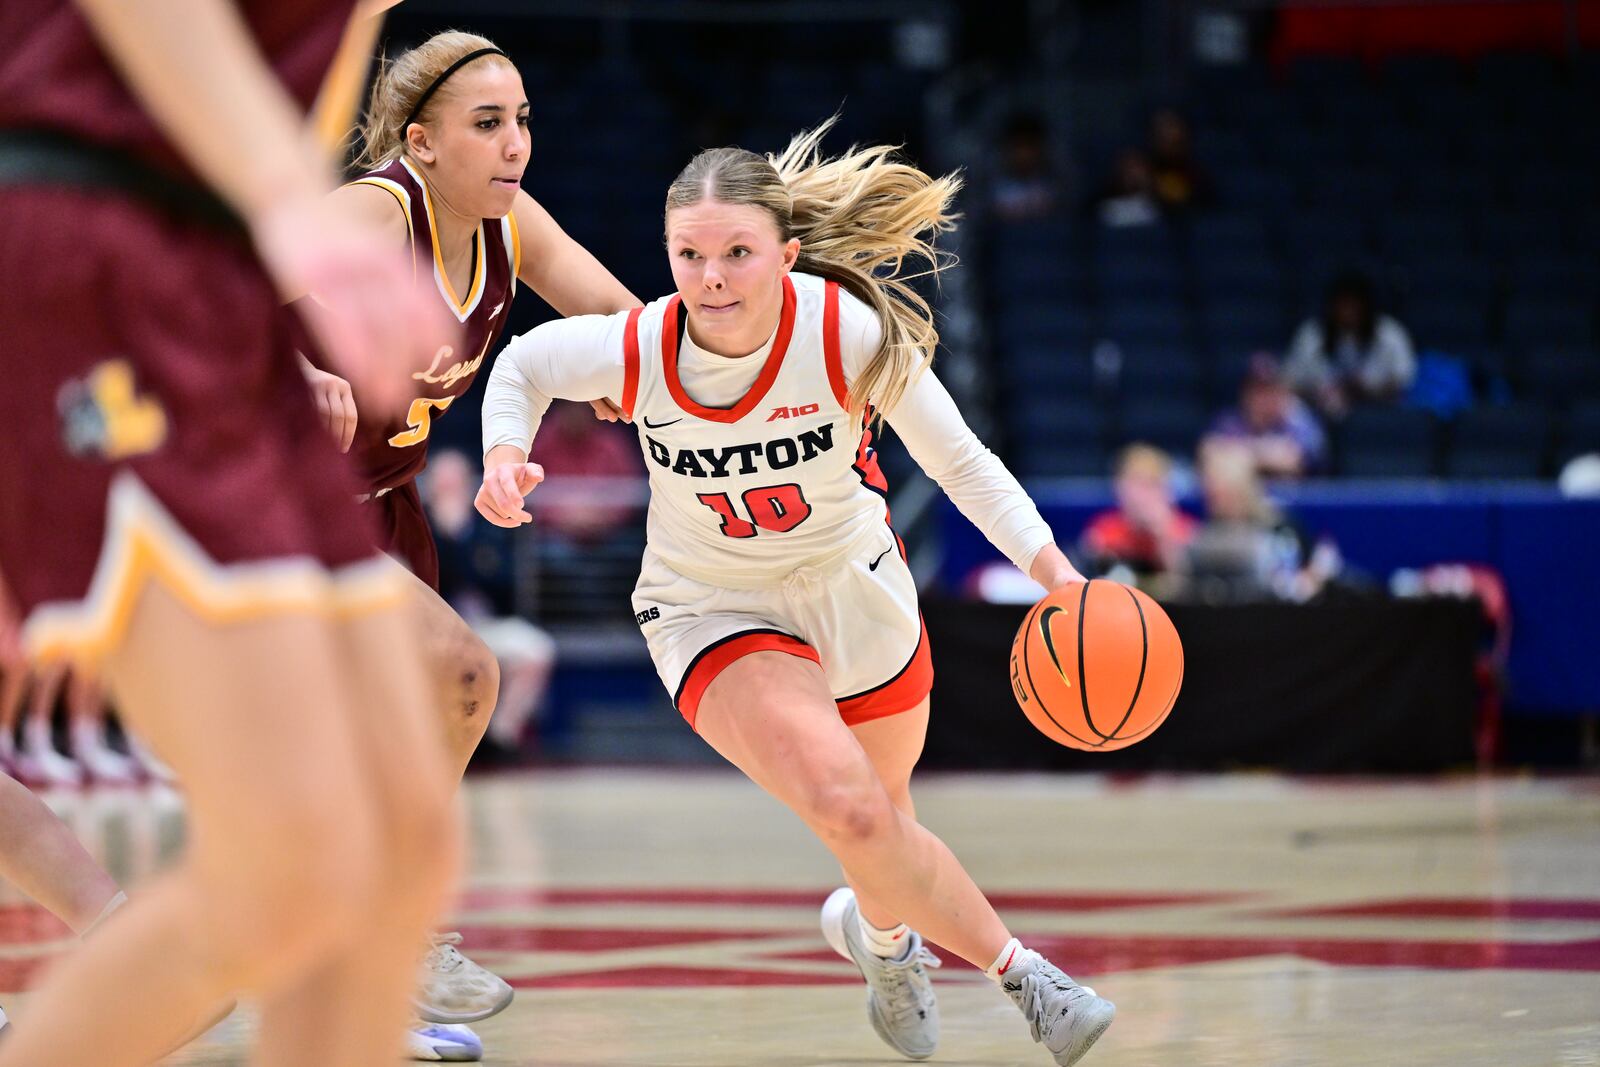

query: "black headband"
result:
(401, 47), (509, 135)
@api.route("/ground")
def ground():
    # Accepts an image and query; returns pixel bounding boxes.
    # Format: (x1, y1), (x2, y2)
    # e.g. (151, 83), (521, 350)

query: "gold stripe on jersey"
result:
(347, 176), (417, 283)
(506, 209), (522, 284)
(22, 474), (408, 664)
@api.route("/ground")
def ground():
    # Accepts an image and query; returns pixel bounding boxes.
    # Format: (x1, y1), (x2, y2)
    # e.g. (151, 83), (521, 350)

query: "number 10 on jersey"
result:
(697, 484), (813, 538)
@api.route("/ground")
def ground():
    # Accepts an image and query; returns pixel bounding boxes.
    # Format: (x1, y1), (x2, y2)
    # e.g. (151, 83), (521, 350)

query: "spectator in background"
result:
(531, 402), (644, 547)
(1081, 443), (1199, 590)
(991, 111), (1063, 222)
(1147, 107), (1212, 215)
(423, 450), (556, 764)
(1203, 353), (1327, 478)
(1285, 270), (1416, 418)
(1180, 441), (1338, 603)
(1096, 149), (1161, 228)
(426, 449), (519, 617)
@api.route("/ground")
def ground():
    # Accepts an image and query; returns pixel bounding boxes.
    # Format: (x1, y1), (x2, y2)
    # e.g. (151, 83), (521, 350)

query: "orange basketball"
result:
(1008, 580), (1183, 751)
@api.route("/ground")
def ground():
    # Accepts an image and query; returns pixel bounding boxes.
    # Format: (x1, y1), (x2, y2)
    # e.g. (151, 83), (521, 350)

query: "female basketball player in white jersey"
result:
(298, 30), (638, 1060)
(475, 120), (1116, 1066)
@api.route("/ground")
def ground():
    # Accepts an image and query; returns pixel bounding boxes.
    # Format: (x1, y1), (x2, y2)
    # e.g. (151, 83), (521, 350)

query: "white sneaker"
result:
(414, 933), (513, 1024)
(999, 952), (1115, 1066)
(408, 1023), (482, 1062)
(820, 887), (941, 1060)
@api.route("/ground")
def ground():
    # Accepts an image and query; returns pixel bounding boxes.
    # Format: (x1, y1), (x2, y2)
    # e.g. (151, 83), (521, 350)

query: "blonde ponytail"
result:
(665, 117), (961, 419)
(355, 31), (510, 171)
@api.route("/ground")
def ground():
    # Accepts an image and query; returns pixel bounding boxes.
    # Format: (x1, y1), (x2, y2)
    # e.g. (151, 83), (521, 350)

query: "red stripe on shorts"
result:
(676, 629), (820, 729)
(836, 618), (934, 726)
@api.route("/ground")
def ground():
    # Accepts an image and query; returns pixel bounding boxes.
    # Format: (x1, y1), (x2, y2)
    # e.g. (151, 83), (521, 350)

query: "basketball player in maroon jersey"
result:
(293, 32), (638, 1050)
(0, 2), (462, 1065)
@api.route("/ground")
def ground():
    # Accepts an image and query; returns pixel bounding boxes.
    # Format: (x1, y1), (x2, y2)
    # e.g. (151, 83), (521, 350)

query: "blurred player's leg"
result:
(0, 771), (122, 932)
(0, 579), (454, 1067)
(255, 603), (462, 1066)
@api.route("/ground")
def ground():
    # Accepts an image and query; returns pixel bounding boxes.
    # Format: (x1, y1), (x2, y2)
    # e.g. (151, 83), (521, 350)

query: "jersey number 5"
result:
(388, 395), (457, 448)
(697, 484), (812, 538)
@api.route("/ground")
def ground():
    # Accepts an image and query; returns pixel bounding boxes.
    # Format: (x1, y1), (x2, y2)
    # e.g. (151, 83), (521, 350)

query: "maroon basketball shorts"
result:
(363, 479), (439, 591)
(0, 187), (402, 661)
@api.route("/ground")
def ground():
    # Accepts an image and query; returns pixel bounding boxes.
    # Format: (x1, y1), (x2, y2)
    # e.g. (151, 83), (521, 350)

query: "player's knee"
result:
(443, 630), (499, 725)
(804, 778), (897, 845)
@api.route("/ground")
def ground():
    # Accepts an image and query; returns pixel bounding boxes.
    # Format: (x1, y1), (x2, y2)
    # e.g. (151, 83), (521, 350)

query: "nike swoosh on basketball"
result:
(642, 416), (683, 429)
(868, 547), (893, 571)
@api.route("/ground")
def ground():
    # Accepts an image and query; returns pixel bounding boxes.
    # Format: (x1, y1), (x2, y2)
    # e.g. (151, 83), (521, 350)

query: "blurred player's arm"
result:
(73, 0), (331, 226)
(73, 0), (450, 410)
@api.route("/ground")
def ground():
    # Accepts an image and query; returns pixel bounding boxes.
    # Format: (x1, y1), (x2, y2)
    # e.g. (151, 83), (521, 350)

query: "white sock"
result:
(858, 913), (911, 959)
(985, 937), (1030, 982)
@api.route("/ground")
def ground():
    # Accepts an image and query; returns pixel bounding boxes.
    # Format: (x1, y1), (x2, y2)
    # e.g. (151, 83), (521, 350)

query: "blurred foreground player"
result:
(0, 2), (462, 1065)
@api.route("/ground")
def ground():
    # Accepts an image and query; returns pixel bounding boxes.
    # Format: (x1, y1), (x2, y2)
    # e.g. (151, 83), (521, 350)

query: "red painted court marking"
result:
(1258, 898), (1600, 922)
(459, 887), (1243, 912)
(767, 934), (1600, 975)
(446, 926), (790, 952)
(0, 904), (74, 943)
(513, 966), (853, 989)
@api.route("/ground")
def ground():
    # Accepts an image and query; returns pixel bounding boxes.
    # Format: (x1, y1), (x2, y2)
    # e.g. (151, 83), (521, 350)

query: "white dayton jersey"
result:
(621, 273), (889, 585)
(484, 270), (1056, 723)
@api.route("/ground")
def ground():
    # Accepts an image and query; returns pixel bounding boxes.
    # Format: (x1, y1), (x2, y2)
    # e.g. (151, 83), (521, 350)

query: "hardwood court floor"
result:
(4, 771), (1598, 1066)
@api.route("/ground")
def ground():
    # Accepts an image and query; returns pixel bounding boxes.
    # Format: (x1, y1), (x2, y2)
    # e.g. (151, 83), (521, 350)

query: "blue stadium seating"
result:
(1116, 397), (1211, 454)
(1505, 297), (1596, 348)
(1338, 408), (1437, 477)
(1518, 348), (1600, 407)
(1445, 404), (1550, 478)
(980, 47), (1596, 480)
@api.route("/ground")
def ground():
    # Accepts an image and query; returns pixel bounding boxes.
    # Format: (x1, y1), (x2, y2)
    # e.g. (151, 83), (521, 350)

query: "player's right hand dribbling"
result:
(476, 456), (545, 527)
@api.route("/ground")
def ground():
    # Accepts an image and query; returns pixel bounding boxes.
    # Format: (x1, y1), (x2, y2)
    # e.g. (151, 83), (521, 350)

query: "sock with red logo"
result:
(985, 937), (1030, 982)
(858, 913), (912, 960)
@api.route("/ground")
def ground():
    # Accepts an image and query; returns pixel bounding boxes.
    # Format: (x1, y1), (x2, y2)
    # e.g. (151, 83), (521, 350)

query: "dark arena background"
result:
(5, 2), (1599, 1065)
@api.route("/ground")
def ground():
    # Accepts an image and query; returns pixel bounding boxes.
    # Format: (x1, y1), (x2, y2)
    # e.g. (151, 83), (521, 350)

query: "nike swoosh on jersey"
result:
(868, 547), (893, 571)
(642, 416), (684, 429)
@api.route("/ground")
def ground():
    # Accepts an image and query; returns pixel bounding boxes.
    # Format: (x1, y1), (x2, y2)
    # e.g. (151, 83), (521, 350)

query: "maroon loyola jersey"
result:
(0, 0), (356, 180)
(317, 157), (520, 493)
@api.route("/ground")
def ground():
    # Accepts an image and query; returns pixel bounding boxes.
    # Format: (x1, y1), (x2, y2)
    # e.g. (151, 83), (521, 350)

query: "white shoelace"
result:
(873, 945), (942, 1025)
(426, 932), (467, 973)
(1011, 963), (1078, 1042)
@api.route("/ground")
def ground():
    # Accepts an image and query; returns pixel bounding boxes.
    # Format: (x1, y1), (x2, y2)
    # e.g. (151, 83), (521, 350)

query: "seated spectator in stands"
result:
(1285, 270), (1416, 418)
(1147, 107), (1212, 215)
(426, 449), (519, 616)
(1202, 353), (1327, 478)
(1096, 149), (1161, 228)
(531, 401), (645, 547)
(423, 449), (556, 765)
(991, 111), (1064, 222)
(1081, 443), (1200, 589)
(1179, 441), (1338, 603)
